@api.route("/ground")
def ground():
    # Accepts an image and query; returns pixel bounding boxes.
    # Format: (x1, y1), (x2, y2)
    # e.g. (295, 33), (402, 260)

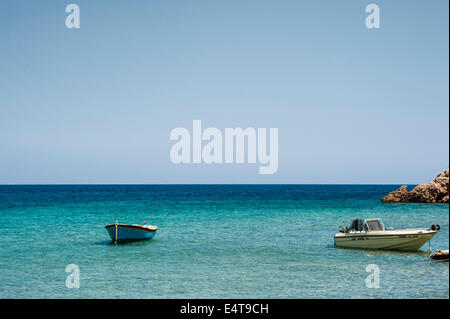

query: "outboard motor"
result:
(430, 224), (441, 231)
(339, 226), (349, 233)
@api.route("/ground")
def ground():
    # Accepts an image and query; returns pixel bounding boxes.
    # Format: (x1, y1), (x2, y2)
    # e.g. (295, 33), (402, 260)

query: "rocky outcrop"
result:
(381, 168), (449, 203)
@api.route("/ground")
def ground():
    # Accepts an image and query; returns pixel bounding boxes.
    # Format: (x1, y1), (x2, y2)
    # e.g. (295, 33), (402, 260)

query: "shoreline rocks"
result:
(381, 168), (449, 203)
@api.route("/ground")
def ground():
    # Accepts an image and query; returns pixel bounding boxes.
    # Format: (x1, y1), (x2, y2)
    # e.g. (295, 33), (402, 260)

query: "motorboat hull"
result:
(334, 230), (437, 251)
(105, 224), (157, 242)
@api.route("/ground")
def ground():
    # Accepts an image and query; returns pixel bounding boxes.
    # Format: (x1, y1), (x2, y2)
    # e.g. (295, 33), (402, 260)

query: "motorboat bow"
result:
(334, 218), (439, 251)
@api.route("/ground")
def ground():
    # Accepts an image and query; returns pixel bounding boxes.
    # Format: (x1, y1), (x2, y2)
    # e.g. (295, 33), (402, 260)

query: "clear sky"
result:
(0, 0), (448, 184)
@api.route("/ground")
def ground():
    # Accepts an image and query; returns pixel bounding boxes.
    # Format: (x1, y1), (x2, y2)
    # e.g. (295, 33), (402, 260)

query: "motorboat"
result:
(105, 217), (158, 243)
(334, 218), (439, 251)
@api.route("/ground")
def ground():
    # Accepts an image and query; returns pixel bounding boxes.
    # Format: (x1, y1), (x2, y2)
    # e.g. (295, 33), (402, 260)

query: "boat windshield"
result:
(365, 219), (384, 231)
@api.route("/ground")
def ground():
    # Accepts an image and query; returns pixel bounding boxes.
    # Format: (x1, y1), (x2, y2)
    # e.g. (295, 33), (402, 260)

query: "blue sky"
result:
(0, 0), (448, 184)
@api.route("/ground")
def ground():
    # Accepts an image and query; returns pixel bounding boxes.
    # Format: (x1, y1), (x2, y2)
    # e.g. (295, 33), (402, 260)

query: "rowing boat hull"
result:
(105, 224), (157, 242)
(334, 229), (436, 251)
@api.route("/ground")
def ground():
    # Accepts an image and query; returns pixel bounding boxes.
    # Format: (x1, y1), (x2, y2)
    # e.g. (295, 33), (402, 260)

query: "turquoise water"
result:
(0, 185), (448, 298)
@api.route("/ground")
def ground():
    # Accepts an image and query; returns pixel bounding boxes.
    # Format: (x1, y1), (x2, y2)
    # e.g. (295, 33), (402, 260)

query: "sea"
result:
(0, 185), (448, 298)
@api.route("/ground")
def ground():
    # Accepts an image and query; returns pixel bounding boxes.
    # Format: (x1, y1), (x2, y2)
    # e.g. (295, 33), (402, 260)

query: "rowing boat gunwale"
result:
(105, 224), (158, 233)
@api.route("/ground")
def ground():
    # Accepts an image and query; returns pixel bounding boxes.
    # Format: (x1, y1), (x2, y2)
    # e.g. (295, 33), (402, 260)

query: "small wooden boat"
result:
(429, 250), (449, 261)
(334, 218), (439, 251)
(105, 217), (158, 243)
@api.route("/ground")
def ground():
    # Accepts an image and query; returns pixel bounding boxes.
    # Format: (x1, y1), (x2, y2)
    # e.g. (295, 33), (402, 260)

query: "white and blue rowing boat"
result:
(105, 218), (158, 243)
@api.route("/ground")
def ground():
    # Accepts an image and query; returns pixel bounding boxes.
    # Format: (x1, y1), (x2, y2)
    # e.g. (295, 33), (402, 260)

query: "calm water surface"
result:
(0, 185), (448, 298)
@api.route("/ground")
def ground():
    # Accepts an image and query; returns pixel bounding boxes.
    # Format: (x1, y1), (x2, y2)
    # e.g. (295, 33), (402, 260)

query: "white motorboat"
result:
(334, 218), (439, 251)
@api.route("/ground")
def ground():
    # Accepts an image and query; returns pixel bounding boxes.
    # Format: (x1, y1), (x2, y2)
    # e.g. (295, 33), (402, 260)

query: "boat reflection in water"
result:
(334, 218), (439, 251)
(105, 217), (158, 244)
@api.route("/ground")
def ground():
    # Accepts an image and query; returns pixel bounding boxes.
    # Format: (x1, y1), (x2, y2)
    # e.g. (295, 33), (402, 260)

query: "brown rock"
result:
(381, 185), (409, 203)
(382, 168), (449, 203)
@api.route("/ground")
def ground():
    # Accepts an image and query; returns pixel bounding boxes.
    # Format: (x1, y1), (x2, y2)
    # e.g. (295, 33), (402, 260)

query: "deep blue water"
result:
(0, 185), (448, 298)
